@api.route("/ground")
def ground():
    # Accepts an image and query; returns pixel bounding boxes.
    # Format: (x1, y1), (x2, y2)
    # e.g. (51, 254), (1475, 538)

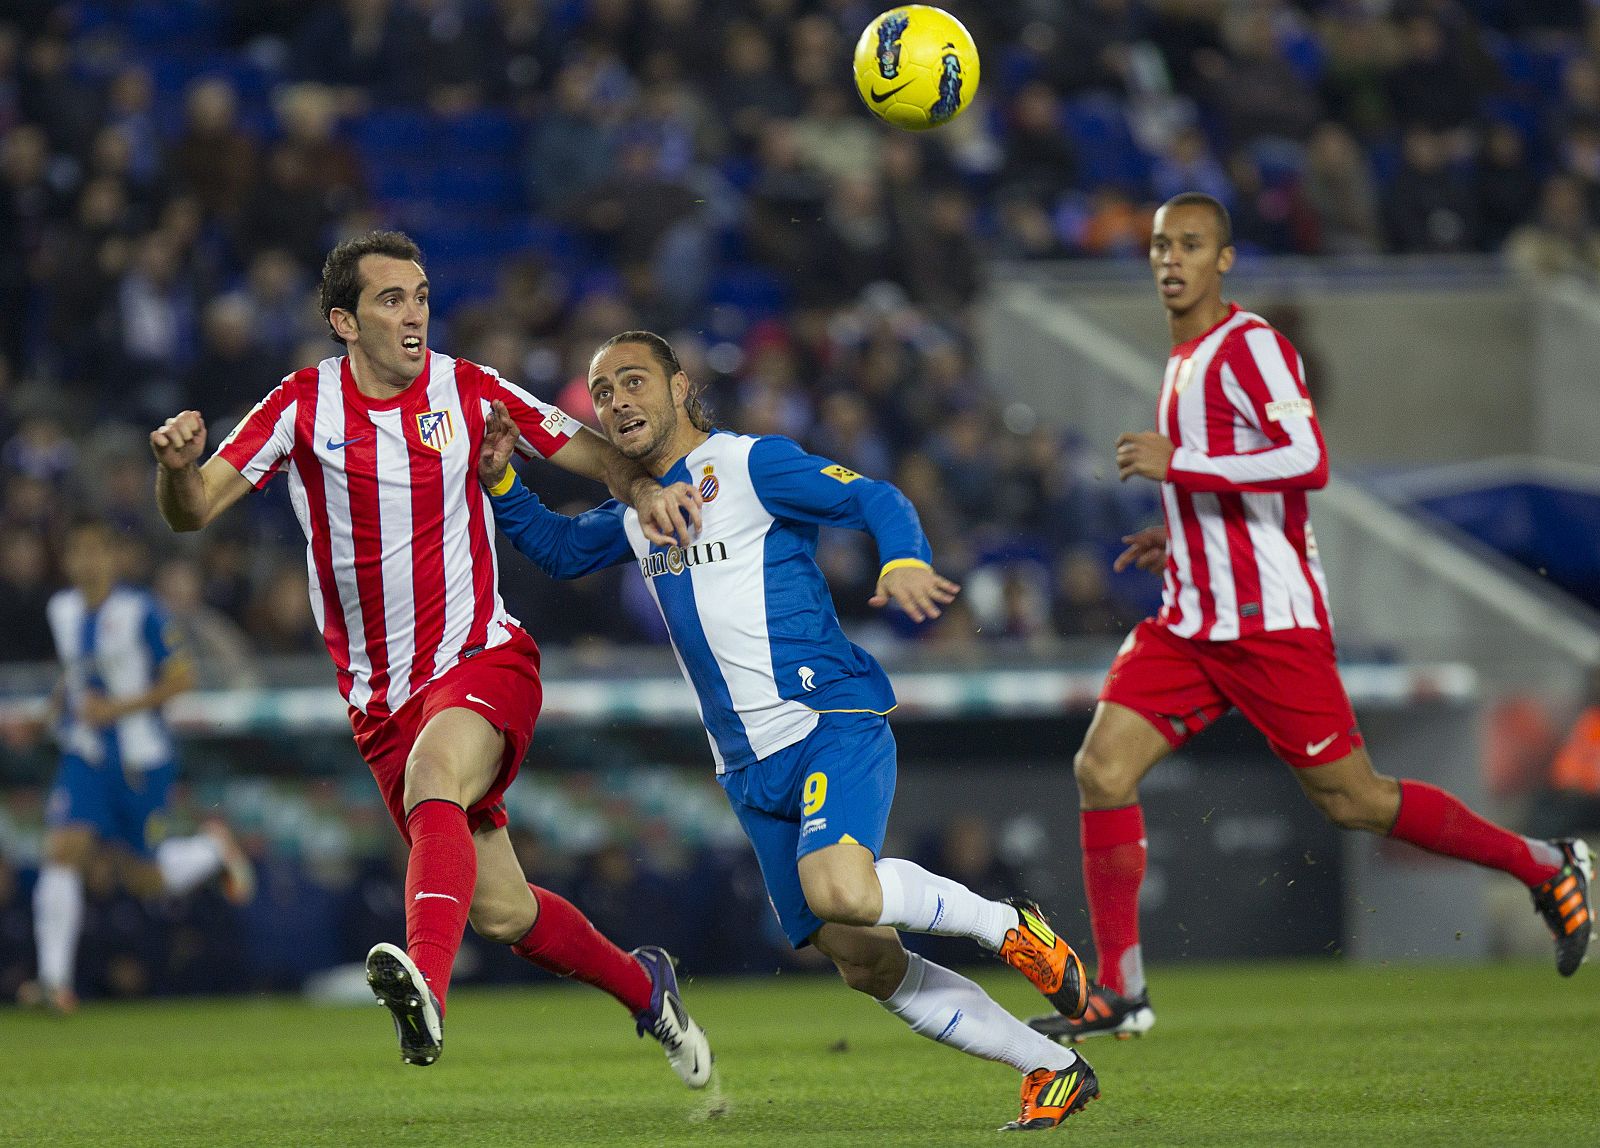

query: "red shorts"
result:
(349, 628), (543, 842)
(1100, 619), (1363, 769)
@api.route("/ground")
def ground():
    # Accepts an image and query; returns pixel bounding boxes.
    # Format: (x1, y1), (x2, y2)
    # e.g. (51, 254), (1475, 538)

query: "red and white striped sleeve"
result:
(1165, 326), (1328, 494)
(471, 363), (583, 460)
(215, 375), (301, 488)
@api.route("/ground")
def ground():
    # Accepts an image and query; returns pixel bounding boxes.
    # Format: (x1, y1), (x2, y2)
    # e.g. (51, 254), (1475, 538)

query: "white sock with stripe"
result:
(873, 857), (1018, 950)
(33, 863), (83, 991)
(156, 834), (225, 896)
(881, 952), (1078, 1073)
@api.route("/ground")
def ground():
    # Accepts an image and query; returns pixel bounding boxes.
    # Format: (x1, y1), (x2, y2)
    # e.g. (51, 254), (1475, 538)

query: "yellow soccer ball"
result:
(852, 6), (980, 131)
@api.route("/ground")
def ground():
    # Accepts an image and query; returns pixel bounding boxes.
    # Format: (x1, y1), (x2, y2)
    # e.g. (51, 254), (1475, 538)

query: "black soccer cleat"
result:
(1028, 982), (1154, 1044)
(1530, 838), (1594, 977)
(366, 942), (444, 1066)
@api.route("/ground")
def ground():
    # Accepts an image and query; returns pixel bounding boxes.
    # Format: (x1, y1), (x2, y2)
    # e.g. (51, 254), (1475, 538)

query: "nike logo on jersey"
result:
(1304, 733), (1338, 757)
(413, 892), (461, 903)
(465, 693), (495, 710)
(870, 81), (912, 103)
(326, 435), (366, 450)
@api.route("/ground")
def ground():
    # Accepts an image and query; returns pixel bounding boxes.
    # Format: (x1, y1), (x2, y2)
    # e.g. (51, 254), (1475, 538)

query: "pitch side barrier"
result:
(982, 264), (1600, 699)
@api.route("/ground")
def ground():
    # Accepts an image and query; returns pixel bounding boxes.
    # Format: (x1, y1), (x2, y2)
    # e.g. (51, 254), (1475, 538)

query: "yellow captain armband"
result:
(487, 465), (518, 497)
(878, 558), (931, 580)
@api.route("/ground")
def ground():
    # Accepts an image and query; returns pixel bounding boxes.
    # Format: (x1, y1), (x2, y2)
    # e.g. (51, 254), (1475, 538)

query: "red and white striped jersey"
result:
(1155, 303), (1332, 642)
(217, 351), (583, 717)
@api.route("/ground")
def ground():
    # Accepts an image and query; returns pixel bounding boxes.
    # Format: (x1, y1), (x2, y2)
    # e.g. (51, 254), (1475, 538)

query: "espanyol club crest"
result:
(699, 463), (719, 503)
(417, 409), (454, 452)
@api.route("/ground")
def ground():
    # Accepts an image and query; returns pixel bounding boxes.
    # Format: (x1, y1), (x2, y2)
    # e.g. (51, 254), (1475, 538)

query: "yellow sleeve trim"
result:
(878, 558), (931, 580)
(804, 704), (898, 716)
(487, 465), (517, 497)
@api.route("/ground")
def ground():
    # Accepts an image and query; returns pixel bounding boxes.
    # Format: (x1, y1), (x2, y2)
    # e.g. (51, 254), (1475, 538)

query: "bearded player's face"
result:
(588, 343), (683, 463)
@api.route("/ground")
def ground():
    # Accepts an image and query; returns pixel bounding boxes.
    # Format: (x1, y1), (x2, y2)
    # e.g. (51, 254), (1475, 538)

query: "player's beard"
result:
(622, 401), (680, 467)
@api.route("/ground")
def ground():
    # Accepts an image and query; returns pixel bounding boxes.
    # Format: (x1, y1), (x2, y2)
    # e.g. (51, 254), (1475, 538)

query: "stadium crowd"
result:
(3, 0), (1600, 666)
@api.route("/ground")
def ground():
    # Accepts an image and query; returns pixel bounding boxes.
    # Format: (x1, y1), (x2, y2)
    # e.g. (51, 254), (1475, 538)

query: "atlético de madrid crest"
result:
(417, 409), (454, 452)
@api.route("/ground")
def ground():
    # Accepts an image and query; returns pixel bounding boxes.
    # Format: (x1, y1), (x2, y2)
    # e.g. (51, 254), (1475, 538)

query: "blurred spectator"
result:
(0, 531), (55, 663)
(1527, 665), (1600, 839)
(290, 0), (420, 99)
(1384, 127), (1479, 254)
(996, 82), (1078, 204)
(169, 77), (260, 225)
(110, 230), (199, 417)
(1303, 121), (1382, 255)
(524, 56), (619, 213)
(1051, 547), (1136, 639)
(152, 558), (261, 688)
(1151, 124), (1231, 206)
(244, 564), (321, 655)
(1196, 8), (1324, 147)
(1476, 122), (1541, 252)
(273, 83), (368, 217)
(1385, 14), (1489, 140)
(187, 294), (291, 423)
(1503, 174), (1600, 280)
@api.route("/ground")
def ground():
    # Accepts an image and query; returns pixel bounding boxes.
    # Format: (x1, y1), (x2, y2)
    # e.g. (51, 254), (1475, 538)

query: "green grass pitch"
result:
(3, 961), (1596, 1147)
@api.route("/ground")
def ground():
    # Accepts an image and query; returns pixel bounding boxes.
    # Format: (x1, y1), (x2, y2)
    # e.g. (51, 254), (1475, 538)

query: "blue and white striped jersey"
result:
(46, 586), (179, 770)
(491, 430), (932, 773)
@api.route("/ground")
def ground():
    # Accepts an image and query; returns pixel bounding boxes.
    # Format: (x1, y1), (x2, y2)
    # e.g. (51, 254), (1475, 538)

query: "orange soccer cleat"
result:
(997, 898), (1089, 1019)
(1001, 1059), (1100, 1132)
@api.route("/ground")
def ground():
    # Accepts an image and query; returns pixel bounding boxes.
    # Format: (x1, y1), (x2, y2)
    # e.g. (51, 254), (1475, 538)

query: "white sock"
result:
(34, 864), (83, 991)
(880, 952), (1078, 1074)
(873, 857), (1018, 950)
(156, 834), (225, 896)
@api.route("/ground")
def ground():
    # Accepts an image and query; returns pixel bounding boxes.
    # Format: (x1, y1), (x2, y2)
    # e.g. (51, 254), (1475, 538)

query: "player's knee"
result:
(467, 906), (526, 945)
(831, 950), (902, 998)
(402, 752), (463, 809)
(1307, 787), (1380, 833)
(805, 877), (879, 926)
(1074, 745), (1135, 806)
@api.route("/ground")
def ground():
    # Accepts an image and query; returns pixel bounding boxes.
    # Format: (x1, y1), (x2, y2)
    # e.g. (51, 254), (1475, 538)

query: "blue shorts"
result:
(718, 710), (897, 948)
(44, 755), (175, 858)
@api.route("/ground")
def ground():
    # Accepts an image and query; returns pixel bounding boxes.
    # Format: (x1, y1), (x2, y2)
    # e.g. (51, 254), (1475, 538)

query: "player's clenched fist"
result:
(150, 410), (208, 470)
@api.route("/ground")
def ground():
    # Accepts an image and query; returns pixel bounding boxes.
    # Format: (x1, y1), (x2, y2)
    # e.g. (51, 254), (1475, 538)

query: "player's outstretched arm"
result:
(150, 411), (252, 531)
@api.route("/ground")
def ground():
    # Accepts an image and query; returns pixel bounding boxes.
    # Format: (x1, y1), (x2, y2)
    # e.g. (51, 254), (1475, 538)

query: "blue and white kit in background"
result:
(489, 430), (933, 946)
(490, 430), (930, 772)
(44, 585), (179, 853)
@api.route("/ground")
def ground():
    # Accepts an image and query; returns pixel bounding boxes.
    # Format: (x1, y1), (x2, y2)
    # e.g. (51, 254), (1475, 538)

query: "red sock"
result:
(1390, 780), (1560, 886)
(403, 800), (477, 1009)
(511, 885), (652, 1015)
(1081, 804), (1147, 997)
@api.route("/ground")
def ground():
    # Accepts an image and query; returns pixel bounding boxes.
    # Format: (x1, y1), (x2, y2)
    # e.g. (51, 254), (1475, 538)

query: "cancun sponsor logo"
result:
(639, 540), (730, 579)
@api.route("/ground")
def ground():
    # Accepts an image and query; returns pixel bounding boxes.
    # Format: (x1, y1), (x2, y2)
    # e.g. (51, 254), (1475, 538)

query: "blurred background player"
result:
(19, 517), (252, 1014)
(1029, 194), (1594, 1046)
(148, 232), (711, 1081)
(478, 331), (1099, 1132)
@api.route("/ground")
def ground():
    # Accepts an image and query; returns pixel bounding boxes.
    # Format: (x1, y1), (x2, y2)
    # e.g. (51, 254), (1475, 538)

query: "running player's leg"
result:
(25, 753), (113, 1011)
(470, 823), (649, 1012)
(812, 923), (1098, 1130)
(396, 705), (503, 1008)
(799, 841), (1088, 1017)
(1226, 628), (1590, 975)
(470, 824), (710, 1085)
(27, 825), (93, 1012)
